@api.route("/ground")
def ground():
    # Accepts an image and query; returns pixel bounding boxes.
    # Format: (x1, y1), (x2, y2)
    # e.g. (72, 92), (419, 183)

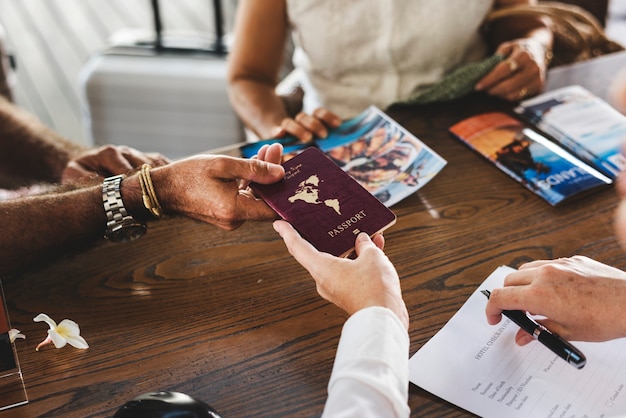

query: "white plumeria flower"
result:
(33, 313), (89, 351)
(8, 328), (25, 343)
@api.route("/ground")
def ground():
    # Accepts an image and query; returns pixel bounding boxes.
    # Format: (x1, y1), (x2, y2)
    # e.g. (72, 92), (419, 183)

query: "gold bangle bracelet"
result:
(138, 164), (163, 218)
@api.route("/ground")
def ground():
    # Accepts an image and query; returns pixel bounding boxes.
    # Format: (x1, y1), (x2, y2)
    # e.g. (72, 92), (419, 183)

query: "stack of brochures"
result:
(450, 86), (626, 206)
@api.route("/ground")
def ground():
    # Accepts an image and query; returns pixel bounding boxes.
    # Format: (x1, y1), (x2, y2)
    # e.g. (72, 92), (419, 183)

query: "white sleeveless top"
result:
(285, 0), (494, 118)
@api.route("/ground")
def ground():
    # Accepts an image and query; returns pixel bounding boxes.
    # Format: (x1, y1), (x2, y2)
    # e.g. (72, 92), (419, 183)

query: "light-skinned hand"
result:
(273, 220), (409, 329)
(485, 256), (626, 344)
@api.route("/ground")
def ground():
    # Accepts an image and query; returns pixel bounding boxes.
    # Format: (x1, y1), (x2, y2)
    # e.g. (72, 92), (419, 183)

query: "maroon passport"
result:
(251, 147), (397, 257)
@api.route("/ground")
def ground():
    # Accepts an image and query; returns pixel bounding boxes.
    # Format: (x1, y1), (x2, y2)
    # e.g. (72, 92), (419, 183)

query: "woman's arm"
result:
(490, 0), (553, 54)
(227, 0), (341, 142)
(227, 0), (291, 139)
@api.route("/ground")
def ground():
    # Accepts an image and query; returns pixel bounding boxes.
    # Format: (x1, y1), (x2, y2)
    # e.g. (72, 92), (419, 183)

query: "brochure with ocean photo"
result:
(450, 112), (612, 206)
(241, 106), (447, 207)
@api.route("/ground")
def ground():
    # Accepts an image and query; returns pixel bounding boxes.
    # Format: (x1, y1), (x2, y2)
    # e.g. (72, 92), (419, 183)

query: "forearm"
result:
(0, 154), (283, 275)
(228, 78), (289, 139)
(0, 98), (85, 185)
(489, 21), (553, 53)
(490, 0), (553, 52)
(0, 185), (104, 275)
(322, 307), (410, 418)
(0, 175), (148, 276)
(227, 0), (290, 140)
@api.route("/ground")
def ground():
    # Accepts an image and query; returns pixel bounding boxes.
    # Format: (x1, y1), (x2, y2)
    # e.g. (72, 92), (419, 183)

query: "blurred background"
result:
(0, 0), (238, 147)
(0, 0), (624, 148)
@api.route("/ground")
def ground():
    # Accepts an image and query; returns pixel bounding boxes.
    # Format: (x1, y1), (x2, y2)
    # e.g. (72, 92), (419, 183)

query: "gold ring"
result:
(518, 87), (528, 99)
(507, 59), (519, 73)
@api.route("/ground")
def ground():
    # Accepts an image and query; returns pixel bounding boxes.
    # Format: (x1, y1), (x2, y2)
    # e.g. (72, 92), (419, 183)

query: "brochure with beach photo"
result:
(449, 112), (612, 206)
(515, 85), (626, 179)
(241, 106), (447, 207)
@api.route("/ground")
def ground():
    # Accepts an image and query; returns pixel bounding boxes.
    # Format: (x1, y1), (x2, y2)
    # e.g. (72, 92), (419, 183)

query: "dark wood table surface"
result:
(2, 51), (626, 418)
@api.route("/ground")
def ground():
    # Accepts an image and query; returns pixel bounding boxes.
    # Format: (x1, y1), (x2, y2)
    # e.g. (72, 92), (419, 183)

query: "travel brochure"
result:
(450, 112), (613, 206)
(515, 85), (626, 179)
(241, 106), (447, 207)
(449, 85), (626, 206)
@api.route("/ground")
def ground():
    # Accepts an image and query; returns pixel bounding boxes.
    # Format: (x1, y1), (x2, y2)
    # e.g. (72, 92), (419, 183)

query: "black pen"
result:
(481, 290), (586, 369)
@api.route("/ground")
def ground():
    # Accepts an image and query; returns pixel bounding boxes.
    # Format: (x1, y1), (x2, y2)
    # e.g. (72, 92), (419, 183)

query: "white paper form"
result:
(409, 266), (626, 417)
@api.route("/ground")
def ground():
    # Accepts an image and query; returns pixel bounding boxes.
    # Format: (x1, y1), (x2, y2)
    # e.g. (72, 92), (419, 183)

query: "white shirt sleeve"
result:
(321, 306), (410, 418)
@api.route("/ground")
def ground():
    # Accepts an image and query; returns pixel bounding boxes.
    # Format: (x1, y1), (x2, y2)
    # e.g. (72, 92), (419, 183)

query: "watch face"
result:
(107, 224), (147, 243)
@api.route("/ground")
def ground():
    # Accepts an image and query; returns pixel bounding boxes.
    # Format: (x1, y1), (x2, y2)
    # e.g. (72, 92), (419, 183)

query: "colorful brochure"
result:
(515, 85), (626, 179)
(242, 106), (447, 207)
(450, 112), (612, 206)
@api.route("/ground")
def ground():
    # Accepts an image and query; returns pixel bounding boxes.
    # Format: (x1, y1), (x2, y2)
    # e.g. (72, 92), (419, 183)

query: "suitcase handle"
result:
(150, 0), (226, 56)
(212, 0), (226, 54)
(150, 0), (164, 49)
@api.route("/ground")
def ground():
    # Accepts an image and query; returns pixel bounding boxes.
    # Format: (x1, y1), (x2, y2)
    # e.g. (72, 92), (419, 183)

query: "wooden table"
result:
(2, 51), (626, 418)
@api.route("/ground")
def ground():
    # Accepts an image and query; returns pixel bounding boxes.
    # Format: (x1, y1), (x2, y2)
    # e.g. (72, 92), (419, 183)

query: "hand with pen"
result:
(486, 161), (626, 346)
(484, 255), (626, 344)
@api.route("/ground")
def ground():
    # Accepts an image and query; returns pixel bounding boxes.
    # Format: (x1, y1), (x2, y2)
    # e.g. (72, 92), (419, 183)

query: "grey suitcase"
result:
(79, 0), (244, 160)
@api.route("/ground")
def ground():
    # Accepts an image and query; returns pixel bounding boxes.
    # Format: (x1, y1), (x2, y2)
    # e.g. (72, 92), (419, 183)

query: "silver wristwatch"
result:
(102, 175), (147, 243)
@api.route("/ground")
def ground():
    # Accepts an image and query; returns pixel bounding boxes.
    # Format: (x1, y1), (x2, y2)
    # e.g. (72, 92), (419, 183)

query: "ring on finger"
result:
(518, 87), (528, 99)
(506, 59), (519, 73)
(239, 188), (256, 198)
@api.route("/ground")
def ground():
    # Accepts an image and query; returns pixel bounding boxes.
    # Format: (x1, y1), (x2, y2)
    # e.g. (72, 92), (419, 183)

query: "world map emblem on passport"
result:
(288, 175), (341, 215)
(251, 147), (396, 257)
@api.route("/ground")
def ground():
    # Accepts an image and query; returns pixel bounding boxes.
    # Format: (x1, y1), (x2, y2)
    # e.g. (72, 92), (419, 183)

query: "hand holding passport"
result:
(251, 147), (396, 257)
